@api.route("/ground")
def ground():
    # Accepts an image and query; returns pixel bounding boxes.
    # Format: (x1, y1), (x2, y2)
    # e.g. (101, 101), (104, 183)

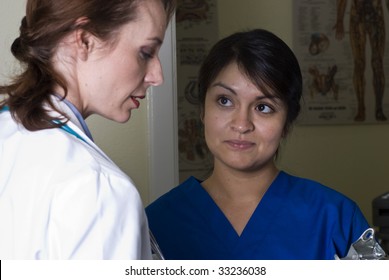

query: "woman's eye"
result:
(141, 51), (153, 60)
(257, 104), (273, 113)
(140, 47), (155, 60)
(217, 96), (232, 106)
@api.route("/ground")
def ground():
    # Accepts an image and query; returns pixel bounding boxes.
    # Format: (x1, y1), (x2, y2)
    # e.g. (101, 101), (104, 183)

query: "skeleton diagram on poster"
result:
(293, 0), (389, 124)
(176, 0), (218, 182)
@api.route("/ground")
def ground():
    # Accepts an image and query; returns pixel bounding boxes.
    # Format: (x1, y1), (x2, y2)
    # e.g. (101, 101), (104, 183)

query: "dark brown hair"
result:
(0, 0), (176, 131)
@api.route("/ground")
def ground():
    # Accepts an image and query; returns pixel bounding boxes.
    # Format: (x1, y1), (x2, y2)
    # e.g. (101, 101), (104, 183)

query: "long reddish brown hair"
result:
(0, 0), (176, 131)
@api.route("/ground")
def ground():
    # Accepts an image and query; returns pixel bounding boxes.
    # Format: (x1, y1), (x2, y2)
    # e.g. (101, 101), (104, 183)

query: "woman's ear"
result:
(199, 107), (205, 123)
(75, 31), (94, 61)
(73, 17), (95, 61)
(281, 125), (289, 138)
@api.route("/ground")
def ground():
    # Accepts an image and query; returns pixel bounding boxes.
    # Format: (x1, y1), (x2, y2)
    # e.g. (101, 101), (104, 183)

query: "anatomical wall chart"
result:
(294, 0), (389, 125)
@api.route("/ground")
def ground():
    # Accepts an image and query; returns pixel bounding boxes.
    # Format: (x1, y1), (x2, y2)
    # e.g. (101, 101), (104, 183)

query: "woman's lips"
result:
(131, 96), (145, 108)
(225, 140), (255, 150)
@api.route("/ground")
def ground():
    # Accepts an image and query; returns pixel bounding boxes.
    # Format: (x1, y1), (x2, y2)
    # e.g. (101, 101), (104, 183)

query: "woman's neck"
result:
(202, 162), (279, 203)
(53, 85), (86, 118)
(201, 163), (279, 236)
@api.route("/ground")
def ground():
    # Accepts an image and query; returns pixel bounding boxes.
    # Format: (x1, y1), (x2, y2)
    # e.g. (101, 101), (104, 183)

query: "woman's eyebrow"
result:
(211, 81), (279, 101)
(147, 36), (163, 46)
(211, 82), (237, 95)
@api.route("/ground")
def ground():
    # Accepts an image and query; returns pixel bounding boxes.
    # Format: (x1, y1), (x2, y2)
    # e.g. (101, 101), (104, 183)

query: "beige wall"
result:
(0, 0), (24, 82)
(217, 0), (389, 224)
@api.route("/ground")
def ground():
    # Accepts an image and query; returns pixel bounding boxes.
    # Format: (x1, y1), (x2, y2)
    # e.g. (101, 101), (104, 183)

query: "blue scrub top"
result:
(146, 171), (370, 260)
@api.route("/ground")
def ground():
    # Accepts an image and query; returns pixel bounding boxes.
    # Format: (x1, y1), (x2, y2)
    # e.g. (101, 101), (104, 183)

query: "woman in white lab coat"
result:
(0, 0), (176, 259)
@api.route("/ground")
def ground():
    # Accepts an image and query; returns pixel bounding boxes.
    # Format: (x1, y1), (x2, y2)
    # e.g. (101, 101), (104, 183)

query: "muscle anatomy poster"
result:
(293, 0), (389, 124)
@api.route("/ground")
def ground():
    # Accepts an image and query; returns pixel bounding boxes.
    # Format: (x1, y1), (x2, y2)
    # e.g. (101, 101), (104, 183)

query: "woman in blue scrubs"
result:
(146, 29), (370, 260)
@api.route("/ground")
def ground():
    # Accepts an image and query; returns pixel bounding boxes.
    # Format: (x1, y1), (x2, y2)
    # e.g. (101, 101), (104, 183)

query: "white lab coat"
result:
(0, 99), (152, 259)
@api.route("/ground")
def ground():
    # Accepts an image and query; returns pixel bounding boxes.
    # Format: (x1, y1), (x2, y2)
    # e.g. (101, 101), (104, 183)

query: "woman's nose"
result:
(145, 58), (164, 86)
(231, 110), (254, 134)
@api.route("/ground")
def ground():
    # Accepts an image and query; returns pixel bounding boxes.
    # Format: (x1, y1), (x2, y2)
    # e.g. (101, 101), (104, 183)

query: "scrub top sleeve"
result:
(334, 201), (371, 259)
(49, 169), (151, 259)
(350, 204), (371, 241)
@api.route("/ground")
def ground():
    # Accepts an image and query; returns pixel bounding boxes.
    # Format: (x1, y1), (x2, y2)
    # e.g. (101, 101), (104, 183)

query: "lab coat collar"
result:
(50, 95), (93, 141)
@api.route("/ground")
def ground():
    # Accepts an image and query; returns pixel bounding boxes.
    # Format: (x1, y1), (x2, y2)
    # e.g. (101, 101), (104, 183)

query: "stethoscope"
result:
(1, 105), (90, 145)
(52, 119), (89, 144)
(1, 104), (165, 260)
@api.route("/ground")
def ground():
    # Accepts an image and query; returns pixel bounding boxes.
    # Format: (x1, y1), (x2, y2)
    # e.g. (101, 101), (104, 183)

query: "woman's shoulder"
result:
(277, 171), (358, 207)
(147, 176), (202, 210)
(1, 114), (134, 189)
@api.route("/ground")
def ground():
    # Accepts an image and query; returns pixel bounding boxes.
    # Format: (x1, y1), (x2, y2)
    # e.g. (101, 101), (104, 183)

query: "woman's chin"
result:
(112, 111), (132, 123)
